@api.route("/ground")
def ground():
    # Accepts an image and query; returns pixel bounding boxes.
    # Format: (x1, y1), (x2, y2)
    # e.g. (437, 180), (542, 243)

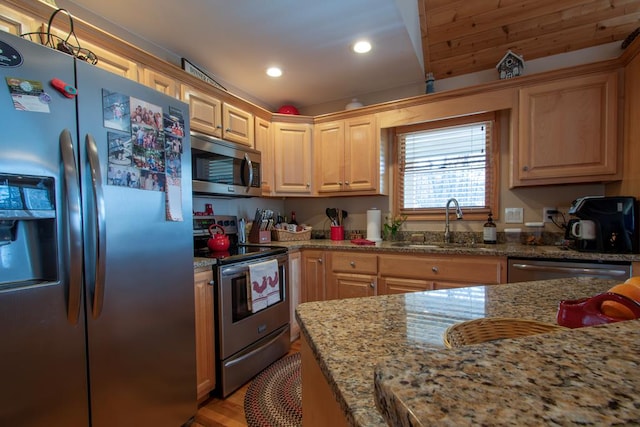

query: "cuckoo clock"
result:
(496, 50), (524, 80)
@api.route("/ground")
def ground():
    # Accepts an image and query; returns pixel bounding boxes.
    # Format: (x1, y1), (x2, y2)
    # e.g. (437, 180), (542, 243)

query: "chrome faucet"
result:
(444, 198), (463, 243)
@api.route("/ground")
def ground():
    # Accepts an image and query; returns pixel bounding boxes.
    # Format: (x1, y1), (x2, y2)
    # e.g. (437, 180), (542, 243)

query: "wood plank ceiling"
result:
(417, 0), (640, 79)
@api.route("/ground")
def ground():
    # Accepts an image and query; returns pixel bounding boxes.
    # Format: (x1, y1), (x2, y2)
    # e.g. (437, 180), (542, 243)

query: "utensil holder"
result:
(330, 226), (344, 241)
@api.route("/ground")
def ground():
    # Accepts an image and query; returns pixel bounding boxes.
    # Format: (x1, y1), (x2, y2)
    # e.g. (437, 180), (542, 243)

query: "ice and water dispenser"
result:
(0, 173), (57, 289)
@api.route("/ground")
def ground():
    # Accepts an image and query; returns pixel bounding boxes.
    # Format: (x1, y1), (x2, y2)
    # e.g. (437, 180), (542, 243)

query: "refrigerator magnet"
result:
(5, 77), (50, 113)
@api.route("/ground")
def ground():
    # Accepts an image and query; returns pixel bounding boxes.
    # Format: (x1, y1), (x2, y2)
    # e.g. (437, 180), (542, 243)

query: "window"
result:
(394, 112), (499, 220)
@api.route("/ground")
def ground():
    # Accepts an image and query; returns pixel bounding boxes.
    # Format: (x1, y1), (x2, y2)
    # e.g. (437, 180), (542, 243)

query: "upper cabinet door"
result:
(181, 85), (223, 138)
(143, 69), (179, 98)
(315, 121), (345, 193)
(255, 116), (274, 195)
(273, 122), (313, 195)
(344, 115), (378, 192)
(222, 103), (254, 147)
(315, 114), (380, 195)
(514, 71), (620, 187)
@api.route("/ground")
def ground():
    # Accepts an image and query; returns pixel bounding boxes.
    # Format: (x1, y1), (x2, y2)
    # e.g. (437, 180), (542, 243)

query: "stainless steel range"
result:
(194, 215), (290, 397)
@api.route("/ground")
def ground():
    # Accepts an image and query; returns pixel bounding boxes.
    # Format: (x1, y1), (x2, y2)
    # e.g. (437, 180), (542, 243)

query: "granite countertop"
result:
(194, 241), (640, 269)
(374, 319), (640, 426)
(295, 278), (636, 427)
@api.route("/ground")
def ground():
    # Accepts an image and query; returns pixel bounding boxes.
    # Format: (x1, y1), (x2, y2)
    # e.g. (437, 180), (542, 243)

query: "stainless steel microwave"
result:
(191, 132), (261, 197)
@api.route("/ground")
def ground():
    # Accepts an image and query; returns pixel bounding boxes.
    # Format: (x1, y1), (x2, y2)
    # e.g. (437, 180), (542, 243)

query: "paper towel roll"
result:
(366, 208), (382, 242)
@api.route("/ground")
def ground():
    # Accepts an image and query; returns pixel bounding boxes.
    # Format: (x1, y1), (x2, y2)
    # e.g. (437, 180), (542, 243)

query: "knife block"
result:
(249, 227), (271, 244)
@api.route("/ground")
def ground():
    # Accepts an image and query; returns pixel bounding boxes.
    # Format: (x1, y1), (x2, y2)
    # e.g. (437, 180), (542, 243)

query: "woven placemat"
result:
(244, 353), (302, 427)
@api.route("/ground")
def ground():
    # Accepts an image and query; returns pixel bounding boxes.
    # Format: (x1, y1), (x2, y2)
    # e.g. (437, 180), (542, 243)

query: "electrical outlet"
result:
(543, 207), (556, 223)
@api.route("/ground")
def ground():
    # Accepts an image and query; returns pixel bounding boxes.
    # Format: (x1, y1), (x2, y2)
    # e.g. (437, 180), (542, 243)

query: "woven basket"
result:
(271, 227), (312, 242)
(443, 317), (567, 348)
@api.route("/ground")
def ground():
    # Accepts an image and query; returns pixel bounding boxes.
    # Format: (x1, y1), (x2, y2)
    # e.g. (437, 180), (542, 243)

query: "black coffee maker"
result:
(567, 196), (639, 253)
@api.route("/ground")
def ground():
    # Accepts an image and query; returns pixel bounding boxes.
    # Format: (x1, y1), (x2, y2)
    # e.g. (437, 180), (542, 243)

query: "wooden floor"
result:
(193, 339), (301, 427)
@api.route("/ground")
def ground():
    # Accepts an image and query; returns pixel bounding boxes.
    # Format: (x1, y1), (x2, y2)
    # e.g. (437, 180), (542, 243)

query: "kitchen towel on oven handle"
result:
(248, 259), (280, 313)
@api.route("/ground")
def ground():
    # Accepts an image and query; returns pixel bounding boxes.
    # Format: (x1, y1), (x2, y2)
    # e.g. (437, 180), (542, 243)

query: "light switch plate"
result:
(504, 207), (524, 223)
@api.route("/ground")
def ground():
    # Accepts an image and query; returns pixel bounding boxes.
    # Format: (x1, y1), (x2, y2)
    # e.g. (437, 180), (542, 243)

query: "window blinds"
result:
(398, 120), (493, 210)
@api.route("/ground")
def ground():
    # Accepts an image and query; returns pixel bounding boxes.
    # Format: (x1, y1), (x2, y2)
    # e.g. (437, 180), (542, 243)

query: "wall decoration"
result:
(496, 50), (524, 80)
(181, 58), (227, 91)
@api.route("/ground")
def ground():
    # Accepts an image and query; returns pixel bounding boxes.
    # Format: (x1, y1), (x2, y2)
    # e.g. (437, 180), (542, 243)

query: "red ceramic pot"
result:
(557, 292), (640, 328)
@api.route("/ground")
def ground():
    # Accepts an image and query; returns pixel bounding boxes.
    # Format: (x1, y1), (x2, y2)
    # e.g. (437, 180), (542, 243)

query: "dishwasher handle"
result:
(511, 263), (629, 278)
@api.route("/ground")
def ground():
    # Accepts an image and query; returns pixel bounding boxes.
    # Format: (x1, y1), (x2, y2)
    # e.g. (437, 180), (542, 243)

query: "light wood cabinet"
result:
(288, 250), (302, 341)
(513, 71), (620, 187)
(222, 103), (254, 147)
(255, 116), (274, 195)
(181, 85), (223, 137)
(86, 42), (139, 81)
(327, 251), (377, 299)
(0, 4), (39, 35)
(378, 253), (506, 294)
(143, 68), (179, 98)
(273, 121), (313, 195)
(607, 45), (640, 198)
(180, 85), (254, 146)
(380, 276), (432, 294)
(315, 115), (381, 195)
(193, 267), (215, 401)
(301, 250), (326, 302)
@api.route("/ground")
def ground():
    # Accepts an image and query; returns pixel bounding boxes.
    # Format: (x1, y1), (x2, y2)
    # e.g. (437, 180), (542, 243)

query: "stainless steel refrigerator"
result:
(0, 31), (196, 426)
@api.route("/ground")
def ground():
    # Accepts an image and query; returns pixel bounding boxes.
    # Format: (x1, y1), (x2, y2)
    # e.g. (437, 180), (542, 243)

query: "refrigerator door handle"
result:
(86, 133), (107, 318)
(59, 129), (83, 324)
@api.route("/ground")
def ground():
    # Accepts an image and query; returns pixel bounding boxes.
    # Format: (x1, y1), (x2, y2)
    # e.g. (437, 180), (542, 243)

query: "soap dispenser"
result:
(483, 212), (497, 244)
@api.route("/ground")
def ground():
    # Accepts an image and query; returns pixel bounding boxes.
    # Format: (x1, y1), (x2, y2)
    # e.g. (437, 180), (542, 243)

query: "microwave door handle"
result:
(244, 153), (253, 194)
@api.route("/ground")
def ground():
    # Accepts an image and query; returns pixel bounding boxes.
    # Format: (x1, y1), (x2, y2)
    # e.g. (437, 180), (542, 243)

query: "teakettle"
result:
(207, 224), (230, 252)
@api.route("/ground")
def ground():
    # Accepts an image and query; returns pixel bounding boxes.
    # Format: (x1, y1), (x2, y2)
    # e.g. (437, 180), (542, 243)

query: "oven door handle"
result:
(511, 263), (628, 277)
(221, 265), (250, 276)
(224, 326), (289, 369)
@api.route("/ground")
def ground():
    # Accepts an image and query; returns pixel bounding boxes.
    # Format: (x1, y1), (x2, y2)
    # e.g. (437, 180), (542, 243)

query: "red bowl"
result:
(277, 105), (300, 115)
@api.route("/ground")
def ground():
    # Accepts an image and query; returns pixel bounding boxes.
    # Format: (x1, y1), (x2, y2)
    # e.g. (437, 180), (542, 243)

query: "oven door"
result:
(216, 253), (289, 360)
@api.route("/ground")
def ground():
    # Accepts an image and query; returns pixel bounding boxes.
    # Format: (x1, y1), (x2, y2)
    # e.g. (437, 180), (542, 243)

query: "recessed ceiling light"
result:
(266, 67), (282, 77)
(352, 40), (372, 54)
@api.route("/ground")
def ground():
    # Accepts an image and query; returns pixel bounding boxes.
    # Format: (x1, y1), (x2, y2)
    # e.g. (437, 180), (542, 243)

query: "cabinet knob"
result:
(338, 181), (343, 185)
(522, 165), (529, 171)
(318, 258), (323, 263)
(350, 261), (356, 267)
(216, 125), (222, 129)
(345, 181), (350, 185)
(432, 266), (438, 273)
(369, 282), (375, 288)
(208, 280), (215, 286)
(306, 183), (310, 188)
(225, 128), (232, 132)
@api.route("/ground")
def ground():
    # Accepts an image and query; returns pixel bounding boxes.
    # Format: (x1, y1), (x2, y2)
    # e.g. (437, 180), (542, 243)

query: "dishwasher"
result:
(507, 258), (632, 283)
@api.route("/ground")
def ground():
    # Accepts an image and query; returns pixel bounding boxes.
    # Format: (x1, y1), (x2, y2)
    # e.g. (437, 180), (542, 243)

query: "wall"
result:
(300, 42), (622, 116)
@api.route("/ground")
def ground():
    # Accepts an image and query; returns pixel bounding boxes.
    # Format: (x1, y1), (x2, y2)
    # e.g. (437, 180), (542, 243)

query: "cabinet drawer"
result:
(330, 252), (377, 274)
(379, 254), (505, 284)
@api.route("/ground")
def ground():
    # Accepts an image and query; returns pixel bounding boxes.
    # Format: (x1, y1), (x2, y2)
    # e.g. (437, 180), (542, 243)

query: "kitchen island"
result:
(295, 278), (640, 426)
